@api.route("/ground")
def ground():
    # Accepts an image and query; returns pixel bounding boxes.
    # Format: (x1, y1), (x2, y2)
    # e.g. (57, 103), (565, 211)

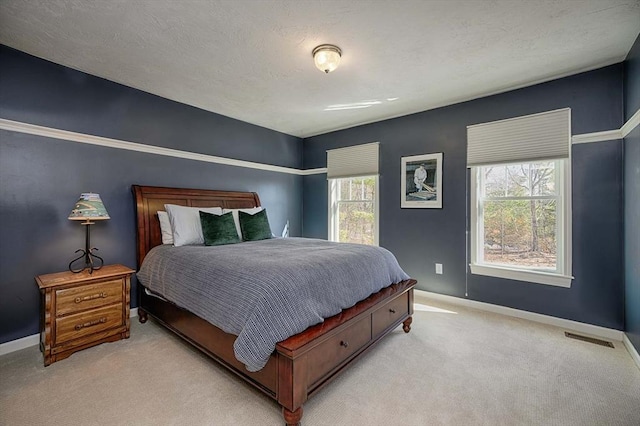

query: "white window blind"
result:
(467, 108), (570, 167)
(327, 142), (379, 179)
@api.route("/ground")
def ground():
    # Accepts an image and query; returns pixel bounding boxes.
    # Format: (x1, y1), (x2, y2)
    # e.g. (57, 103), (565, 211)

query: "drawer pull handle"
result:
(339, 340), (349, 348)
(74, 317), (107, 331)
(75, 292), (108, 303)
(389, 308), (396, 314)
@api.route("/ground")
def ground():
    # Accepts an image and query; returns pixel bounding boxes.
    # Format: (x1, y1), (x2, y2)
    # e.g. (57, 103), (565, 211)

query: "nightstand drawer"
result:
(55, 304), (124, 344)
(56, 279), (123, 316)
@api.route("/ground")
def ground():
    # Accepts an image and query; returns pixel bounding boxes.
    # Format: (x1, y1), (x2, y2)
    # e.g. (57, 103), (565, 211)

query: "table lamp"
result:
(68, 193), (110, 274)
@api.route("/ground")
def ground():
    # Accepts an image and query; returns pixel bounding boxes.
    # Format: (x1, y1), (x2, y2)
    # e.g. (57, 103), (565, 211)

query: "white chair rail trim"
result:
(2, 110), (638, 177)
(0, 118), (326, 176)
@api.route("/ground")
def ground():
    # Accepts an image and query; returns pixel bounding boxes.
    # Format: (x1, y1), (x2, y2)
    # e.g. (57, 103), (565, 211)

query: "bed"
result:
(132, 185), (417, 425)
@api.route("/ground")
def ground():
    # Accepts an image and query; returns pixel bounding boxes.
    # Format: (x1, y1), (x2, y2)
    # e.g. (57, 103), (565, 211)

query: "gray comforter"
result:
(136, 237), (410, 372)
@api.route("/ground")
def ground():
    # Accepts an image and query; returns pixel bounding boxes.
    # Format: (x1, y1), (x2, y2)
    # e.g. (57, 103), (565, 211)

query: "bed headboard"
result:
(132, 185), (261, 268)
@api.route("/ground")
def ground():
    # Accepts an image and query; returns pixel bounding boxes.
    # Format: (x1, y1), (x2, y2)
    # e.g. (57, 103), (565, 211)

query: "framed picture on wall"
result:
(401, 153), (443, 208)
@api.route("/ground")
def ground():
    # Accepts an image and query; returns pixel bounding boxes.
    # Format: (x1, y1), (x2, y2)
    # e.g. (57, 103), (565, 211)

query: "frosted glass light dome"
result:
(313, 45), (342, 73)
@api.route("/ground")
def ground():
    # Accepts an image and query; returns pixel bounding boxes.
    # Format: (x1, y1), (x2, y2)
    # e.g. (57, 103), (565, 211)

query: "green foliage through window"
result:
(479, 161), (558, 270)
(330, 176), (376, 245)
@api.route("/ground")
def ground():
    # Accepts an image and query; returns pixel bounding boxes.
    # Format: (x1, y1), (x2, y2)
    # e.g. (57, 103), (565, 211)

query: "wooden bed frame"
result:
(132, 185), (416, 425)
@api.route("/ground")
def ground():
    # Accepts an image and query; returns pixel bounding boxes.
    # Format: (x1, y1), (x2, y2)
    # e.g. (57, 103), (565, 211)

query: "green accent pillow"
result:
(199, 211), (241, 246)
(239, 209), (273, 241)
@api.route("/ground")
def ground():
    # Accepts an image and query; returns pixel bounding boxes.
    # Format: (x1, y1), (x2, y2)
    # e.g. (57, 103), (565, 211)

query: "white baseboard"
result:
(0, 307), (139, 356)
(414, 290), (624, 342)
(623, 334), (640, 371)
(0, 334), (40, 356)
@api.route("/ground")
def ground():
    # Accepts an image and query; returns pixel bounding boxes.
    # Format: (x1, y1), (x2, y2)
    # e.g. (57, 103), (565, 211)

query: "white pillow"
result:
(157, 211), (174, 245)
(222, 207), (264, 240)
(164, 204), (223, 246)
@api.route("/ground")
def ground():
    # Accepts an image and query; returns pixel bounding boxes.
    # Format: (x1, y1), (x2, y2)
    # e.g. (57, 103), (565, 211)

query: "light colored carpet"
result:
(1, 295), (639, 426)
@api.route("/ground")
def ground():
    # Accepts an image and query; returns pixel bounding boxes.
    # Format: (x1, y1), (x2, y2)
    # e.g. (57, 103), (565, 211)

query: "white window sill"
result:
(470, 264), (573, 288)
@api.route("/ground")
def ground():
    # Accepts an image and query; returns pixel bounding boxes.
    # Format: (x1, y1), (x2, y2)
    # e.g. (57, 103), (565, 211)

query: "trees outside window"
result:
(329, 176), (378, 245)
(481, 161), (557, 269)
(470, 159), (571, 287)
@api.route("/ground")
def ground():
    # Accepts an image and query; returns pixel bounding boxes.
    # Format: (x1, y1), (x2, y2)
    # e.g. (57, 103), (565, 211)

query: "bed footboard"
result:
(138, 280), (415, 425)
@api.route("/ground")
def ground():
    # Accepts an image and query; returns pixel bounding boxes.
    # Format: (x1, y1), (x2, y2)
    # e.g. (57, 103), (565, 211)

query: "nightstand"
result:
(35, 264), (135, 366)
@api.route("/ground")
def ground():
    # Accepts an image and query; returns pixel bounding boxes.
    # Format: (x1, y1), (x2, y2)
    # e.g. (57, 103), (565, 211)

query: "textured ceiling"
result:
(1, 0), (639, 138)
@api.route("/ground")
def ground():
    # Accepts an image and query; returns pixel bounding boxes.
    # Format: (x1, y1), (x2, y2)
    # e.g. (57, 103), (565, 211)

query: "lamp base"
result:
(69, 248), (104, 274)
(68, 220), (104, 274)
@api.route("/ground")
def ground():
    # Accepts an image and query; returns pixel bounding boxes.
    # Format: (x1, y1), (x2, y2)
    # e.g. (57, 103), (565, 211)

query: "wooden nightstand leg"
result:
(41, 341), (52, 367)
(41, 289), (53, 367)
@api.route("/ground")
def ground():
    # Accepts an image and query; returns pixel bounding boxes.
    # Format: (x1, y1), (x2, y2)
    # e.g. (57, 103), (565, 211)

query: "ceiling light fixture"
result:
(313, 44), (342, 73)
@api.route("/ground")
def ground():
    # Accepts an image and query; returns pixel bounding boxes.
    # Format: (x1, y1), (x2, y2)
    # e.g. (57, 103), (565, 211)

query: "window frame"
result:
(469, 159), (573, 288)
(328, 175), (379, 246)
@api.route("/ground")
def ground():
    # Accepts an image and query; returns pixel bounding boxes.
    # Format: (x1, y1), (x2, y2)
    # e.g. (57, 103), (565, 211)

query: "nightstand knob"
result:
(340, 340), (349, 348)
(389, 308), (396, 314)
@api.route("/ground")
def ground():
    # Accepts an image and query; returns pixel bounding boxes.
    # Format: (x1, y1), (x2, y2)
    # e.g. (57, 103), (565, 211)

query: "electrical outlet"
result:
(435, 263), (443, 274)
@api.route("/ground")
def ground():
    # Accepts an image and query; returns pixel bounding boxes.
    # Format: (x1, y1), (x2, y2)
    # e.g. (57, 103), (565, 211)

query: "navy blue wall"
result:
(624, 35), (640, 351)
(1, 40), (635, 345)
(0, 46), (303, 344)
(303, 65), (625, 329)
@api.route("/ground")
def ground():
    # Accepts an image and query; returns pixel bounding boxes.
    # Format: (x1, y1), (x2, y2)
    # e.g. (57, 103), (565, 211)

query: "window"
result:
(467, 108), (572, 287)
(470, 160), (572, 287)
(329, 176), (378, 245)
(326, 142), (379, 245)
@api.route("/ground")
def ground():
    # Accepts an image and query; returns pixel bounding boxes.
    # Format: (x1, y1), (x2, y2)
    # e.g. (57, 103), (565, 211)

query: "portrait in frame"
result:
(401, 153), (443, 208)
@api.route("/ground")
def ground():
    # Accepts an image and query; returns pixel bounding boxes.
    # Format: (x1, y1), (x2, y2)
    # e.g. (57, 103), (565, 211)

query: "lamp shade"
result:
(68, 193), (110, 221)
(313, 44), (342, 73)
